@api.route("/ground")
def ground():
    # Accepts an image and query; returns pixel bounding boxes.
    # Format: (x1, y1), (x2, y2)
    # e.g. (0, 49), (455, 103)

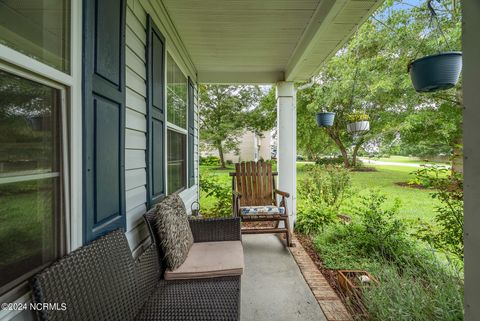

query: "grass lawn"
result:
(201, 163), (440, 223)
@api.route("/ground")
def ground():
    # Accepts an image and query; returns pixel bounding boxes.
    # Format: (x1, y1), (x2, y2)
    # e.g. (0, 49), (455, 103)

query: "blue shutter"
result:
(188, 78), (195, 187)
(146, 16), (166, 207)
(83, 0), (126, 243)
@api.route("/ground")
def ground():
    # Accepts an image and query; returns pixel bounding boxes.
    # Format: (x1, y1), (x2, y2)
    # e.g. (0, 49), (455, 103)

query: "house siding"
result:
(125, 0), (199, 254)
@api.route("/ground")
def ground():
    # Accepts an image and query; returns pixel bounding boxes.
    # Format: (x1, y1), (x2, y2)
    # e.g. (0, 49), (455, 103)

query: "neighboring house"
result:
(201, 130), (272, 163)
(0, 0), (393, 320)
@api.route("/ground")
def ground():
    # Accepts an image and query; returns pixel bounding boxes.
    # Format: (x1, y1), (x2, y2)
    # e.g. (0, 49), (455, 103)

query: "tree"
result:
(199, 85), (276, 168)
(299, 0), (462, 168)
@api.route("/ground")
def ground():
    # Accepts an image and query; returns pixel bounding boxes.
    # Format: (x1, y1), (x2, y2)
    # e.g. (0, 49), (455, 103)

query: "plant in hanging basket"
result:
(347, 111), (370, 133)
(407, 1), (462, 93)
(408, 52), (462, 93)
(316, 112), (335, 127)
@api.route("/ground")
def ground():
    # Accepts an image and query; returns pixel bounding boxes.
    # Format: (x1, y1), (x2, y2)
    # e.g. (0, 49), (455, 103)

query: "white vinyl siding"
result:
(125, 0), (199, 254)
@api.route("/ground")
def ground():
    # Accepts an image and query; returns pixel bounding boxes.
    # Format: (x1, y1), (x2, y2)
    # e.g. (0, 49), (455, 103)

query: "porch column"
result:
(463, 1), (480, 320)
(276, 81), (296, 230)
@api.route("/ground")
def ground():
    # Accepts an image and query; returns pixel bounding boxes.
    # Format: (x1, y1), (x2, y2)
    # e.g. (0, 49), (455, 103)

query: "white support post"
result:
(463, 1), (480, 320)
(276, 81), (296, 231)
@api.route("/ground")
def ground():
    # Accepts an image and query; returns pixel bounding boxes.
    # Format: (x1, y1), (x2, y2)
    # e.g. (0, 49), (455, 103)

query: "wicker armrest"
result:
(189, 217), (241, 242)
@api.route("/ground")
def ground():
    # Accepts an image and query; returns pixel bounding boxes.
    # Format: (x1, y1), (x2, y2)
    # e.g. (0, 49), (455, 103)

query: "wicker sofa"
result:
(31, 216), (242, 321)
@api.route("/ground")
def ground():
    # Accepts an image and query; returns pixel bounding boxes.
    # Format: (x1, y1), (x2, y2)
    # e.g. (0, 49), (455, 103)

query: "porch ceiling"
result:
(162, 0), (383, 83)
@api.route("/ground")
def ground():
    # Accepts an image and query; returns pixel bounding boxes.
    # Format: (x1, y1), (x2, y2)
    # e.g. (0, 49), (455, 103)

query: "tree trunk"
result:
(326, 128), (350, 167)
(352, 140), (364, 167)
(217, 143), (226, 169)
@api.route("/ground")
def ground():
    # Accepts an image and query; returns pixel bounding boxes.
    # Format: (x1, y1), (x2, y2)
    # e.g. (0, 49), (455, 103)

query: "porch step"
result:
(241, 228), (288, 234)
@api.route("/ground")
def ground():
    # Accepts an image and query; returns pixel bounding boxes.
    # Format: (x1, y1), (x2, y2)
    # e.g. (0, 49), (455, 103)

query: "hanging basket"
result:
(316, 112), (335, 127)
(409, 52), (462, 93)
(347, 120), (370, 134)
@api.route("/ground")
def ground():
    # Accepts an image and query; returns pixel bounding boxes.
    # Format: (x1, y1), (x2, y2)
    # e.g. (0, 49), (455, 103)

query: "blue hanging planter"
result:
(409, 52), (462, 93)
(316, 112), (335, 127)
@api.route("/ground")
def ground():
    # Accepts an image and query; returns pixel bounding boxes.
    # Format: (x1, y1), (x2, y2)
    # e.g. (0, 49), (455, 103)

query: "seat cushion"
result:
(154, 194), (194, 270)
(240, 206), (285, 215)
(164, 241), (244, 280)
(135, 277), (240, 321)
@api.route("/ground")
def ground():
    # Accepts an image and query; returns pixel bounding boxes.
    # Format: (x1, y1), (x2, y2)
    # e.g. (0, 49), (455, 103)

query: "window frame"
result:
(0, 0), (82, 313)
(0, 63), (70, 302)
(165, 53), (188, 194)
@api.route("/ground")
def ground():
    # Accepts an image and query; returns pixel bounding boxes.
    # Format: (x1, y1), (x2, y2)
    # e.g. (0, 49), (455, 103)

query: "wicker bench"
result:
(31, 217), (241, 321)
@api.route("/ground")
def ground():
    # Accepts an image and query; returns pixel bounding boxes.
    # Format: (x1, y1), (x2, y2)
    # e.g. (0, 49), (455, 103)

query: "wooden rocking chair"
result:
(230, 161), (292, 246)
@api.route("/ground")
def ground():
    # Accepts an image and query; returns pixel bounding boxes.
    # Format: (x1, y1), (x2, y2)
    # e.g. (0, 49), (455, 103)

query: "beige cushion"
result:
(164, 241), (244, 280)
(154, 194), (194, 270)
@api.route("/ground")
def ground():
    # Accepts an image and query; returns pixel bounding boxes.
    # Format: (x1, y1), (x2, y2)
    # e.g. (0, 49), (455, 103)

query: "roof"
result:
(162, 0), (383, 83)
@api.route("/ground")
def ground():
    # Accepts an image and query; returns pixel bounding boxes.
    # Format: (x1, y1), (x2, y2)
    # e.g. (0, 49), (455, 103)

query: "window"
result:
(167, 53), (187, 129)
(166, 53), (187, 193)
(0, 69), (64, 295)
(167, 130), (186, 193)
(0, 0), (71, 73)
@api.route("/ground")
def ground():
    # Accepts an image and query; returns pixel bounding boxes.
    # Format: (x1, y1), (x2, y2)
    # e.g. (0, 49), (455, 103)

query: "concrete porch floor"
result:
(241, 234), (327, 321)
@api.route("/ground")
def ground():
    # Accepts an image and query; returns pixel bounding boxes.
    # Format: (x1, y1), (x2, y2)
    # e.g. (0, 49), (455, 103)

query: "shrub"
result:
(414, 167), (464, 260)
(296, 165), (351, 234)
(199, 172), (231, 217)
(200, 156), (221, 166)
(352, 190), (406, 260)
(362, 257), (463, 321)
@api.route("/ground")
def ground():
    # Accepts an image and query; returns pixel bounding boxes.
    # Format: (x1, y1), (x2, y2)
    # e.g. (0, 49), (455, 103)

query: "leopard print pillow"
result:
(154, 194), (194, 270)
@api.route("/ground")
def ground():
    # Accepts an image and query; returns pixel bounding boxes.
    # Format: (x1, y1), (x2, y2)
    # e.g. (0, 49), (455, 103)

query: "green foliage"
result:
(361, 258), (463, 321)
(298, 0), (462, 166)
(199, 172), (231, 218)
(199, 85), (275, 168)
(296, 165), (351, 234)
(314, 189), (464, 320)
(346, 111), (369, 123)
(199, 156), (221, 166)
(414, 167), (464, 260)
(352, 190), (406, 260)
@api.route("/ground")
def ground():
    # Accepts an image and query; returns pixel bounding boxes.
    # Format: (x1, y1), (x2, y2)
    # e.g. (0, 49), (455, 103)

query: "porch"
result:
(0, 0), (479, 320)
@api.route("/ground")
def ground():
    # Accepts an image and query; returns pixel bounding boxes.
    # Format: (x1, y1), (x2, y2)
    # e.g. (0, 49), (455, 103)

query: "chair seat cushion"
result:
(164, 241), (244, 280)
(240, 206), (285, 215)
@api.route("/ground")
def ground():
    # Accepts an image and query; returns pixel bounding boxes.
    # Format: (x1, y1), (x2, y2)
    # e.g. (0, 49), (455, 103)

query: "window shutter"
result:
(146, 16), (166, 207)
(188, 78), (196, 187)
(83, 0), (126, 243)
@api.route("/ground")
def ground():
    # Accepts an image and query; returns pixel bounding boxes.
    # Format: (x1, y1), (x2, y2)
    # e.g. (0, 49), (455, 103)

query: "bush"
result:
(200, 156), (221, 166)
(199, 172), (231, 217)
(352, 190), (406, 261)
(313, 191), (464, 321)
(414, 167), (464, 260)
(296, 165), (351, 234)
(361, 257), (463, 321)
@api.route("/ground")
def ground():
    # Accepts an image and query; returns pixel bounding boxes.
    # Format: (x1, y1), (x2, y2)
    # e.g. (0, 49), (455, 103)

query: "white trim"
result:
(0, 292), (31, 320)
(198, 71), (285, 84)
(69, 0), (83, 251)
(0, 173), (60, 185)
(167, 122), (188, 135)
(0, 44), (73, 87)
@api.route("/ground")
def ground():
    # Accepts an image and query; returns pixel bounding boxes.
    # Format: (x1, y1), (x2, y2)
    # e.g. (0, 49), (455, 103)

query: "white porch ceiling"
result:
(162, 0), (383, 83)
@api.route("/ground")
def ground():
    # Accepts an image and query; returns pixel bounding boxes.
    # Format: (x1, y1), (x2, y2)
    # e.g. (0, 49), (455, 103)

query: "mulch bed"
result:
(350, 167), (377, 172)
(395, 182), (429, 189)
(295, 233), (361, 319)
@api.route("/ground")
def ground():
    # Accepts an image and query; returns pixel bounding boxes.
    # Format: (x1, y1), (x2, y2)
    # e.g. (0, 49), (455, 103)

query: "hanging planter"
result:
(316, 112), (335, 127)
(408, 0), (462, 93)
(409, 52), (462, 92)
(347, 112), (370, 134)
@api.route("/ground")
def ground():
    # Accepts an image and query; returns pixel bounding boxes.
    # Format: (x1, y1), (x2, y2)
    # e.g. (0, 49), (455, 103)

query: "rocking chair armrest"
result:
(274, 189), (290, 198)
(232, 191), (242, 199)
